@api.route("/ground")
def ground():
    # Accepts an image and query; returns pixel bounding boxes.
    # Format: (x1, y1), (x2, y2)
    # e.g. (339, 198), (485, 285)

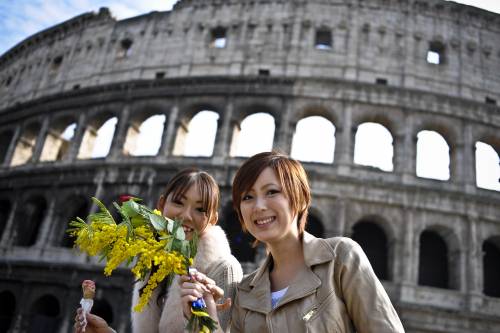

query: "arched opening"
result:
(173, 111), (219, 157)
(0, 290), (16, 333)
(78, 116), (117, 159)
(124, 114), (166, 156)
(291, 116), (335, 163)
(0, 200), (11, 240)
(351, 221), (389, 280)
(483, 237), (500, 297)
(219, 203), (255, 262)
(93, 299), (114, 325)
(0, 130), (14, 165)
(354, 122), (394, 172)
(230, 113), (275, 157)
(416, 130), (450, 180)
(418, 230), (449, 288)
(14, 196), (47, 246)
(60, 196), (89, 247)
(40, 119), (77, 162)
(475, 142), (500, 191)
(11, 122), (40, 166)
(28, 294), (60, 333)
(305, 213), (325, 238)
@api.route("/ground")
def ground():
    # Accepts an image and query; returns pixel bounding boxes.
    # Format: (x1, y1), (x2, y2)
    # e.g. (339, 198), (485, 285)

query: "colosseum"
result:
(1, 0), (499, 332)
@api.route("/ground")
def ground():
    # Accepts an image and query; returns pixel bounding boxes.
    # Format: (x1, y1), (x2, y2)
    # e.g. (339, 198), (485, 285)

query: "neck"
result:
(267, 233), (305, 290)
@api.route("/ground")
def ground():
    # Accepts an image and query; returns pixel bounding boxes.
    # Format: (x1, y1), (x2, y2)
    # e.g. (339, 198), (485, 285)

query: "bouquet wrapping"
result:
(68, 197), (218, 332)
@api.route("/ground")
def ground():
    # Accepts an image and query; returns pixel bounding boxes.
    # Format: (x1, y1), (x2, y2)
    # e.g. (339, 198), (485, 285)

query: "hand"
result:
(74, 308), (114, 333)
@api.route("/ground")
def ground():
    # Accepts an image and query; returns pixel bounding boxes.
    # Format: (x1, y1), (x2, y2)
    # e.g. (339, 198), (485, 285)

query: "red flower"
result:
(119, 195), (134, 203)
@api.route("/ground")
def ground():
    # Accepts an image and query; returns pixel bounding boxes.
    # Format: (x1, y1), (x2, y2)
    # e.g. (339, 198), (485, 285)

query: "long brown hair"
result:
(232, 151), (311, 236)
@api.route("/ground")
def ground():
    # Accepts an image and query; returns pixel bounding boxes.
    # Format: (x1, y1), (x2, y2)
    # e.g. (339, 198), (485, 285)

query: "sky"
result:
(1, 0), (500, 56)
(1, 0), (499, 190)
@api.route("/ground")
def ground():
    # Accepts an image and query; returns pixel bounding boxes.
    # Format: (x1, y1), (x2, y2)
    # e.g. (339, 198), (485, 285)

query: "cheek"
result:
(162, 203), (178, 219)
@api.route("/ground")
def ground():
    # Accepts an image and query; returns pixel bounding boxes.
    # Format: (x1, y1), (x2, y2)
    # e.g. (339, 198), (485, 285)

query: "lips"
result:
(182, 225), (194, 233)
(254, 216), (275, 225)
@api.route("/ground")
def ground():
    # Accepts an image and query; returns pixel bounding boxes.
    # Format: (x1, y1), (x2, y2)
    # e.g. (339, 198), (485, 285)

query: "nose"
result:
(178, 207), (192, 223)
(254, 196), (267, 211)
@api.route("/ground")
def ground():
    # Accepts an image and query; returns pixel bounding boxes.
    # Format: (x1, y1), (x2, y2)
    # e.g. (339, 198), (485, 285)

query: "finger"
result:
(180, 288), (204, 299)
(181, 281), (210, 294)
(207, 284), (224, 300)
(181, 294), (201, 303)
(216, 298), (232, 312)
(178, 275), (191, 284)
(194, 273), (216, 286)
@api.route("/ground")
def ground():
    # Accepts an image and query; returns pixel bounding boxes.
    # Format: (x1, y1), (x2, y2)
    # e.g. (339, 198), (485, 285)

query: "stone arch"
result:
(14, 195), (47, 246)
(416, 130), (450, 181)
(0, 128), (14, 164)
(11, 121), (41, 166)
(230, 106), (276, 157)
(58, 195), (90, 247)
(93, 298), (114, 326)
(354, 122), (394, 172)
(0, 199), (11, 240)
(78, 110), (119, 159)
(418, 226), (461, 290)
(28, 294), (61, 333)
(291, 115), (336, 164)
(124, 102), (170, 156)
(219, 201), (256, 263)
(40, 114), (77, 162)
(483, 236), (500, 298)
(351, 219), (390, 281)
(474, 140), (500, 191)
(0, 290), (16, 333)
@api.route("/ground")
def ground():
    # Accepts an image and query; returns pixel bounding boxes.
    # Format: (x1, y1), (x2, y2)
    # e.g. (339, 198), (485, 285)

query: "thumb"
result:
(216, 298), (232, 312)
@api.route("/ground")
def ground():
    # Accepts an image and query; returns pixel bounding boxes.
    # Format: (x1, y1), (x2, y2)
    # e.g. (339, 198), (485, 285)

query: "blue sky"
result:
(1, 0), (500, 56)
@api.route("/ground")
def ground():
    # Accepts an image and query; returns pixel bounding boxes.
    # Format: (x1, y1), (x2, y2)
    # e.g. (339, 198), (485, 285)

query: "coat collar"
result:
(238, 232), (335, 314)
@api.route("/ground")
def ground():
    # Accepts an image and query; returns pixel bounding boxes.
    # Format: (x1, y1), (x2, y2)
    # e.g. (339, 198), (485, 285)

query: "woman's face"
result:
(161, 184), (212, 240)
(239, 167), (299, 246)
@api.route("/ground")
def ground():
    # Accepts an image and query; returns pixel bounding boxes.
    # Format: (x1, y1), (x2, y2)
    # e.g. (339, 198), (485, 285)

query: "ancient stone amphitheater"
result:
(0, 0), (499, 332)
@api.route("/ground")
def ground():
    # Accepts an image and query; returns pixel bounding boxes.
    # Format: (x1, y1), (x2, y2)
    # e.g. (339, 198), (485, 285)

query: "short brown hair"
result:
(232, 151), (311, 235)
(162, 168), (220, 224)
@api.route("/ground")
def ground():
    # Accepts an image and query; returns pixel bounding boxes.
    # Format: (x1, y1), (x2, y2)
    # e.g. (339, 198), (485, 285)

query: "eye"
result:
(242, 194), (253, 201)
(267, 189), (280, 196)
(196, 207), (207, 213)
(172, 199), (183, 206)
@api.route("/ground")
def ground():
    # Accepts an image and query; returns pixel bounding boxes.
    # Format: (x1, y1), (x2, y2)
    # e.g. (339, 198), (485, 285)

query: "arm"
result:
(334, 238), (405, 333)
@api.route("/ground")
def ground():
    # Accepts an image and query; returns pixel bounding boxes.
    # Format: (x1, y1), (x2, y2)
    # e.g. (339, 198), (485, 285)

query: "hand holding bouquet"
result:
(68, 197), (218, 332)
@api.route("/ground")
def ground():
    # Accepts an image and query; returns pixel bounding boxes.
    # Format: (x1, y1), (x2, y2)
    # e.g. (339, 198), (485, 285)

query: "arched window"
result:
(219, 204), (255, 262)
(78, 116), (117, 159)
(483, 237), (500, 298)
(475, 142), (500, 191)
(60, 196), (89, 247)
(93, 299), (114, 325)
(305, 214), (325, 238)
(231, 113), (275, 157)
(0, 130), (14, 164)
(0, 200), (11, 240)
(291, 116), (335, 163)
(416, 130), (450, 180)
(124, 114), (166, 156)
(351, 221), (389, 280)
(354, 122), (394, 171)
(40, 120), (76, 162)
(172, 111), (219, 157)
(0, 290), (16, 333)
(11, 122), (40, 166)
(28, 295), (60, 333)
(418, 230), (449, 288)
(15, 197), (47, 246)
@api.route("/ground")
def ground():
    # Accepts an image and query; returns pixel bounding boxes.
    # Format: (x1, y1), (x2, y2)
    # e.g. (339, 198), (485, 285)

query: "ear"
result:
(156, 195), (166, 212)
(210, 212), (219, 225)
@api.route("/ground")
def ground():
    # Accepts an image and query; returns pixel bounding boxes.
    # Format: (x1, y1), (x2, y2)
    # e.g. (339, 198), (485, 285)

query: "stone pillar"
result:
(274, 99), (293, 154)
(1, 125), (21, 167)
(35, 197), (57, 247)
(107, 105), (130, 161)
(161, 102), (180, 157)
(213, 98), (234, 161)
(400, 114), (416, 183)
(460, 123), (477, 193)
(335, 103), (353, 175)
(30, 117), (50, 163)
(0, 197), (18, 248)
(66, 113), (87, 162)
(401, 208), (416, 284)
(156, 110), (172, 159)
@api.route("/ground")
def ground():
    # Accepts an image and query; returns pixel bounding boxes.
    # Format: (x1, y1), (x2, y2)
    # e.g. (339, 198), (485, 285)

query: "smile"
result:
(254, 216), (275, 225)
(182, 225), (194, 233)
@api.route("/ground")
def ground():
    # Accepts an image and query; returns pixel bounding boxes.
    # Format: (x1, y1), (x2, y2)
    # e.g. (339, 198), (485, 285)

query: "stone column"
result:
(66, 113), (87, 162)
(0, 197), (18, 248)
(156, 109), (172, 159)
(460, 123), (477, 193)
(35, 197), (57, 247)
(400, 114), (416, 184)
(274, 98), (293, 154)
(1, 125), (21, 167)
(30, 117), (50, 163)
(401, 208), (416, 284)
(335, 103), (353, 175)
(161, 102), (180, 157)
(213, 98), (234, 162)
(107, 105), (130, 161)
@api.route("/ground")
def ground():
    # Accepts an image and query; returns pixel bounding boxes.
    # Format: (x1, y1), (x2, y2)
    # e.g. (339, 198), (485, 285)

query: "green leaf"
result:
(89, 197), (116, 224)
(121, 200), (141, 218)
(149, 213), (167, 231)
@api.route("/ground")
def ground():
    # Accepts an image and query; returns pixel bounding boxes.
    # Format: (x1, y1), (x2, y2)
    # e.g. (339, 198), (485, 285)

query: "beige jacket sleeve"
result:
(332, 237), (405, 333)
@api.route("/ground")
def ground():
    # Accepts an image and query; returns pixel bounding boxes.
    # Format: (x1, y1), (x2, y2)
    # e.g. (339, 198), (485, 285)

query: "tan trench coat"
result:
(231, 232), (405, 333)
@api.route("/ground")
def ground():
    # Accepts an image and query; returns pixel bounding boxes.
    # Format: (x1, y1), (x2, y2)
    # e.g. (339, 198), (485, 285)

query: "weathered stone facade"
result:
(0, 0), (499, 332)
